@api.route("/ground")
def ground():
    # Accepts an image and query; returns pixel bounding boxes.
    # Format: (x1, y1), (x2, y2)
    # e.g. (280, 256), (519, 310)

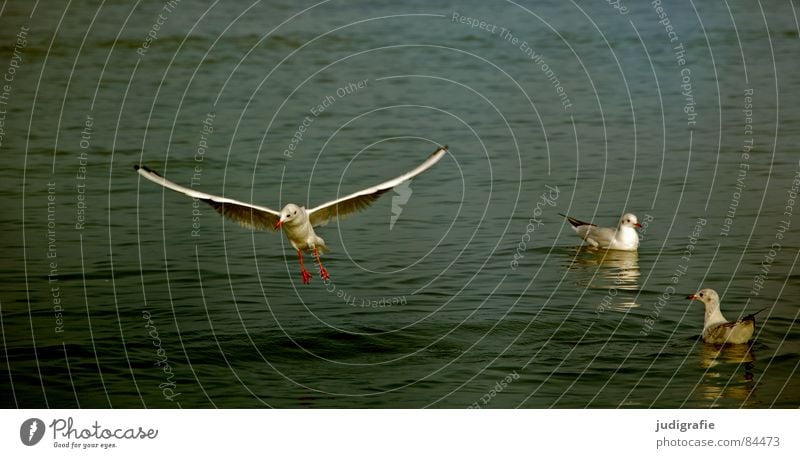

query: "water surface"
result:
(1, 0), (798, 408)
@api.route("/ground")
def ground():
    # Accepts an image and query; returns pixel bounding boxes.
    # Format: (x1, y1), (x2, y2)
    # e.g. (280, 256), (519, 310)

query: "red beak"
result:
(275, 220), (283, 229)
(687, 294), (697, 300)
(634, 223), (642, 228)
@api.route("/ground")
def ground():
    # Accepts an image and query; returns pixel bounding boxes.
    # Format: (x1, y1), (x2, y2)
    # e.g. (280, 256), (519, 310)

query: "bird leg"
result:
(314, 248), (330, 281)
(297, 250), (312, 284)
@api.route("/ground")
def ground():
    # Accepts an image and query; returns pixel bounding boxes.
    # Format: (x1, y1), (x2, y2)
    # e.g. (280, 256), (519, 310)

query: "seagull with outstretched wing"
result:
(135, 145), (448, 284)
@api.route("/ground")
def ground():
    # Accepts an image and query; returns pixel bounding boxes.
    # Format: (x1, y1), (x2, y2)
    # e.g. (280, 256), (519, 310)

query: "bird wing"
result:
(135, 165), (281, 231)
(307, 145), (447, 227)
(581, 226), (618, 246)
(703, 324), (730, 344)
(705, 317), (756, 344)
(720, 308), (766, 330)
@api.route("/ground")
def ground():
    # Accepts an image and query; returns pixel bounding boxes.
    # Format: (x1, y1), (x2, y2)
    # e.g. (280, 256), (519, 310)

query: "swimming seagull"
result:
(558, 212), (642, 251)
(135, 145), (448, 284)
(687, 288), (764, 345)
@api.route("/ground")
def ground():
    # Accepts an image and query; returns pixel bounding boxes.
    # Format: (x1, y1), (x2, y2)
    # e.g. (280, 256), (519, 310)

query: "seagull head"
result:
(275, 203), (304, 229)
(620, 213), (642, 229)
(688, 288), (727, 326)
(687, 288), (720, 309)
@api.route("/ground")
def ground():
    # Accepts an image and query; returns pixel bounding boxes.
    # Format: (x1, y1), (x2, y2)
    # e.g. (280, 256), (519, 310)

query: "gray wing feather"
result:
(580, 226), (617, 246)
(135, 165), (281, 231)
(704, 317), (756, 344)
(308, 146), (447, 227)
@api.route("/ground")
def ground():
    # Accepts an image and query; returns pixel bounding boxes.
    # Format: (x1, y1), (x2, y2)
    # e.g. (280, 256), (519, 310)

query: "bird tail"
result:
(558, 213), (595, 228)
(743, 307), (768, 321)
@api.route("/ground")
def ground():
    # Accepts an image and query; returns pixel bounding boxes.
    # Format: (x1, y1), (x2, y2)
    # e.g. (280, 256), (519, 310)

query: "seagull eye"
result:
(699, 293), (704, 297)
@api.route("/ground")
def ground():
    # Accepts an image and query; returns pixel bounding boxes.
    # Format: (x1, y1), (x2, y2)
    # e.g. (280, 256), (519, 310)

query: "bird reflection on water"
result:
(564, 247), (641, 312)
(698, 343), (758, 407)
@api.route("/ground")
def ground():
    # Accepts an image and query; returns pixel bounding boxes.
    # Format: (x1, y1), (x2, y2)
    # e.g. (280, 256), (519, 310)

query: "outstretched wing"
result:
(135, 165), (281, 231)
(307, 145), (447, 227)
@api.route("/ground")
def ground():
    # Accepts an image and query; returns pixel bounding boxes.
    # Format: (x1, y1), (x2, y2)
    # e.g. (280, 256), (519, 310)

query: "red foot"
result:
(313, 248), (329, 281)
(297, 250), (312, 284)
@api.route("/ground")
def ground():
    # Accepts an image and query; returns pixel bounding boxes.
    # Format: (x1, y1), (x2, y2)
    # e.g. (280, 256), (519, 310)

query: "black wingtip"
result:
(428, 145), (448, 159)
(559, 213), (594, 228)
(433, 145), (448, 155)
(745, 307), (768, 319)
(134, 164), (162, 177)
(559, 213), (580, 227)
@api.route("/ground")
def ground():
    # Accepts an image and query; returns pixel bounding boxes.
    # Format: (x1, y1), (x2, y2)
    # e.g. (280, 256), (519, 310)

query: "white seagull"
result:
(136, 145), (448, 284)
(558, 212), (642, 251)
(687, 288), (764, 345)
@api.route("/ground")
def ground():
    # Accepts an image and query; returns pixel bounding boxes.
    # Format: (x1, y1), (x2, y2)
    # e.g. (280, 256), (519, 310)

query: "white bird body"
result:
(687, 288), (763, 345)
(559, 213), (641, 251)
(136, 145), (448, 283)
(279, 206), (326, 253)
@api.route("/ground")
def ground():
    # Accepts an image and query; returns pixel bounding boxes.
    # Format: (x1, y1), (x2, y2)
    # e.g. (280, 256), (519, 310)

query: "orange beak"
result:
(275, 220), (283, 229)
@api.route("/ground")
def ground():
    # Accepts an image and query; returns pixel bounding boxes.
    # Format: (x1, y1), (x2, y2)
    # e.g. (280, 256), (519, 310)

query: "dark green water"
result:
(1, 0), (798, 408)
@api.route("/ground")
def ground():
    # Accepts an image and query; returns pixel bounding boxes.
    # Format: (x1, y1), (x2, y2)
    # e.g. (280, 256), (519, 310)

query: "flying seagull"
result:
(558, 212), (642, 251)
(136, 145), (448, 284)
(687, 288), (765, 345)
